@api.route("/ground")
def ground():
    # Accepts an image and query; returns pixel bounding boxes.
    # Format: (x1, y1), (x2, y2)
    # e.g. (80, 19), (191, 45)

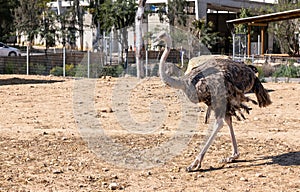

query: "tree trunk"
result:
(75, 0), (83, 51)
(135, 0), (147, 78)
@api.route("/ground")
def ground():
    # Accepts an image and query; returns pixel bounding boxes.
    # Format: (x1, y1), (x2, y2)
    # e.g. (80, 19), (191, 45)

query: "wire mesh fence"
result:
(0, 51), (85, 76)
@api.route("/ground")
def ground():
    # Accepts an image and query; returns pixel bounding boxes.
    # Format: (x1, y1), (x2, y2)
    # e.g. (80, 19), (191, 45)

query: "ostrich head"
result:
(153, 31), (172, 48)
(152, 31), (199, 104)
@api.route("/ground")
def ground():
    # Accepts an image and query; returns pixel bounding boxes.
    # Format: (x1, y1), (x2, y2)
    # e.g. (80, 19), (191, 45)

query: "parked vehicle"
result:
(0, 42), (21, 56)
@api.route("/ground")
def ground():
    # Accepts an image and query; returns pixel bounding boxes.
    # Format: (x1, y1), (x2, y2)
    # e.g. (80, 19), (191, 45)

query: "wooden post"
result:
(261, 26), (265, 55)
(247, 25), (251, 57)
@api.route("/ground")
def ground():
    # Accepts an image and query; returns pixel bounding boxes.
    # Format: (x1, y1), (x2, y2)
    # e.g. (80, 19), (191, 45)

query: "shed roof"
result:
(226, 9), (300, 25)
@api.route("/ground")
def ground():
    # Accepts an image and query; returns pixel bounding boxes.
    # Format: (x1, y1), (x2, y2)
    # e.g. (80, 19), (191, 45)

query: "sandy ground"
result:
(0, 74), (299, 192)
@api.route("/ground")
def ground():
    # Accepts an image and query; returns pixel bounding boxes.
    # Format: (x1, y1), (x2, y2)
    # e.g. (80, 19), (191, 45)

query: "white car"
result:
(0, 42), (21, 56)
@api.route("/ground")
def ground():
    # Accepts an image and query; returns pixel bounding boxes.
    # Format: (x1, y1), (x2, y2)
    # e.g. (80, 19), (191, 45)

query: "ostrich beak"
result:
(152, 31), (168, 46)
(152, 36), (161, 46)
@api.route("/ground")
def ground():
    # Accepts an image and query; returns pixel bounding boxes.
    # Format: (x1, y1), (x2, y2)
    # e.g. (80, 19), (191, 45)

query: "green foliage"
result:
(95, 0), (137, 32)
(157, 0), (188, 26)
(38, 7), (57, 49)
(30, 63), (47, 75)
(4, 61), (26, 74)
(259, 1), (300, 55)
(66, 64), (76, 76)
(273, 65), (300, 78)
(50, 64), (76, 76)
(256, 65), (276, 79)
(75, 64), (124, 78)
(92, 0), (136, 60)
(14, 0), (49, 42)
(4, 62), (14, 74)
(50, 66), (63, 76)
(75, 63), (98, 77)
(190, 19), (221, 49)
(235, 8), (252, 34)
(101, 64), (124, 77)
(0, 0), (20, 42)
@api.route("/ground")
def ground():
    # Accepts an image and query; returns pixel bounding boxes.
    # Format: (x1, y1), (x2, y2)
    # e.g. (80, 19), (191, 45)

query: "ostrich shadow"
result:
(196, 151), (300, 172)
(0, 77), (64, 86)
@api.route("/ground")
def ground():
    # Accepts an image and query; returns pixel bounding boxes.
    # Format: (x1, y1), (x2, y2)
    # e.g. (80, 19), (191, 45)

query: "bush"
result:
(75, 63), (102, 78)
(74, 64), (124, 78)
(4, 62), (14, 74)
(65, 64), (76, 76)
(273, 65), (300, 78)
(101, 64), (124, 77)
(50, 66), (63, 76)
(4, 62), (26, 74)
(50, 64), (77, 76)
(30, 63), (47, 75)
(256, 65), (275, 79)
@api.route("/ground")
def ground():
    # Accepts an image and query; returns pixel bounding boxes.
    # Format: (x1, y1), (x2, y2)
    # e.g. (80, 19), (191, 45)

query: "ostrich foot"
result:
(220, 153), (240, 163)
(186, 158), (202, 172)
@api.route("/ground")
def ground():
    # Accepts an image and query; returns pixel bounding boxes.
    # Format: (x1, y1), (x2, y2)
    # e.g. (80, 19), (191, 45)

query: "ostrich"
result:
(185, 55), (260, 124)
(153, 31), (272, 172)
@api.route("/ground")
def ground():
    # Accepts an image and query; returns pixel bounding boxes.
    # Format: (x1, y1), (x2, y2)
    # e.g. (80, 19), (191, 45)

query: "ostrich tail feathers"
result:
(253, 77), (272, 107)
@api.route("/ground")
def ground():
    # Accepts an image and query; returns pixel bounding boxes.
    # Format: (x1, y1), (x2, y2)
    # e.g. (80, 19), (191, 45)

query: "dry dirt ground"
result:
(0, 74), (299, 192)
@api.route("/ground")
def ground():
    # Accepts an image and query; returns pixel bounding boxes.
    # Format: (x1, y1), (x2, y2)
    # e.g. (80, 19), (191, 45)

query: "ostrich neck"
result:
(159, 45), (185, 90)
(159, 42), (199, 104)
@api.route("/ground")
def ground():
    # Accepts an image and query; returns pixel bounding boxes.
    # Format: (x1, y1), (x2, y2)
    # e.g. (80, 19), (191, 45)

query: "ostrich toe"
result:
(186, 158), (202, 172)
(220, 152), (240, 163)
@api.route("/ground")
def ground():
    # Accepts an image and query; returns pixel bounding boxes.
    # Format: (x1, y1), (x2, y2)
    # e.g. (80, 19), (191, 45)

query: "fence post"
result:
(145, 49), (148, 77)
(181, 46), (184, 68)
(232, 33), (235, 61)
(26, 44), (29, 75)
(258, 35), (261, 55)
(63, 47), (66, 77)
(87, 50), (90, 78)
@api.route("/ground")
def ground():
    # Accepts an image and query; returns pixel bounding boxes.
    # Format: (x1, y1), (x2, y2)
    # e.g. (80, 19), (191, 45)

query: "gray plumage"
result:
(153, 31), (271, 172)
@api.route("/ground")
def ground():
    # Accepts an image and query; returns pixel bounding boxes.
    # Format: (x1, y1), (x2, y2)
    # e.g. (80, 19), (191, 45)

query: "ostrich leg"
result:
(186, 117), (224, 172)
(221, 115), (240, 163)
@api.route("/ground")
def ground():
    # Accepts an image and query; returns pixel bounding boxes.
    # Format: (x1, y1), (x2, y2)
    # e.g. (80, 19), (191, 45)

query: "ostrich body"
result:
(154, 32), (272, 172)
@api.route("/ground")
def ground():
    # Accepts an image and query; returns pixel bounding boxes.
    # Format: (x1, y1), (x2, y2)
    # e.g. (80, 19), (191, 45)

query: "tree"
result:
(235, 8), (252, 34)
(39, 7), (57, 52)
(71, 0), (84, 51)
(259, 0), (300, 55)
(157, 0), (188, 27)
(102, 0), (137, 55)
(14, 0), (49, 43)
(93, 0), (137, 39)
(135, 0), (147, 78)
(155, 0), (189, 52)
(0, 0), (19, 42)
(190, 19), (221, 50)
(93, 0), (137, 67)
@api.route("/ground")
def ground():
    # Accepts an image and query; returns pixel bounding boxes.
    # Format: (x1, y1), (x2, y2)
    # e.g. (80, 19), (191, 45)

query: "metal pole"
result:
(232, 33), (235, 61)
(145, 49), (148, 77)
(298, 32), (300, 55)
(181, 46), (184, 68)
(258, 35), (261, 55)
(26, 44), (29, 75)
(238, 36), (241, 57)
(87, 50), (90, 78)
(110, 31), (112, 65)
(63, 47), (66, 77)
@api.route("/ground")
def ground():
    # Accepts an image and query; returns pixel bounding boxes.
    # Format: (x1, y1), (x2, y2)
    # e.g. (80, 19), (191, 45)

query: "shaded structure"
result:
(227, 9), (300, 56)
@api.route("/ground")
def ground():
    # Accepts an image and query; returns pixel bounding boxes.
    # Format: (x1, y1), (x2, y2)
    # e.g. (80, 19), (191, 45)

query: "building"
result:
(144, 0), (276, 54)
(27, 0), (276, 53)
(146, 0), (276, 19)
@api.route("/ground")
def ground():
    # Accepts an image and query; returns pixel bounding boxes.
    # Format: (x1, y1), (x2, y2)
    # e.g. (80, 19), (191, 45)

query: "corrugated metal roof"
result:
(227, 9), (300, 25)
